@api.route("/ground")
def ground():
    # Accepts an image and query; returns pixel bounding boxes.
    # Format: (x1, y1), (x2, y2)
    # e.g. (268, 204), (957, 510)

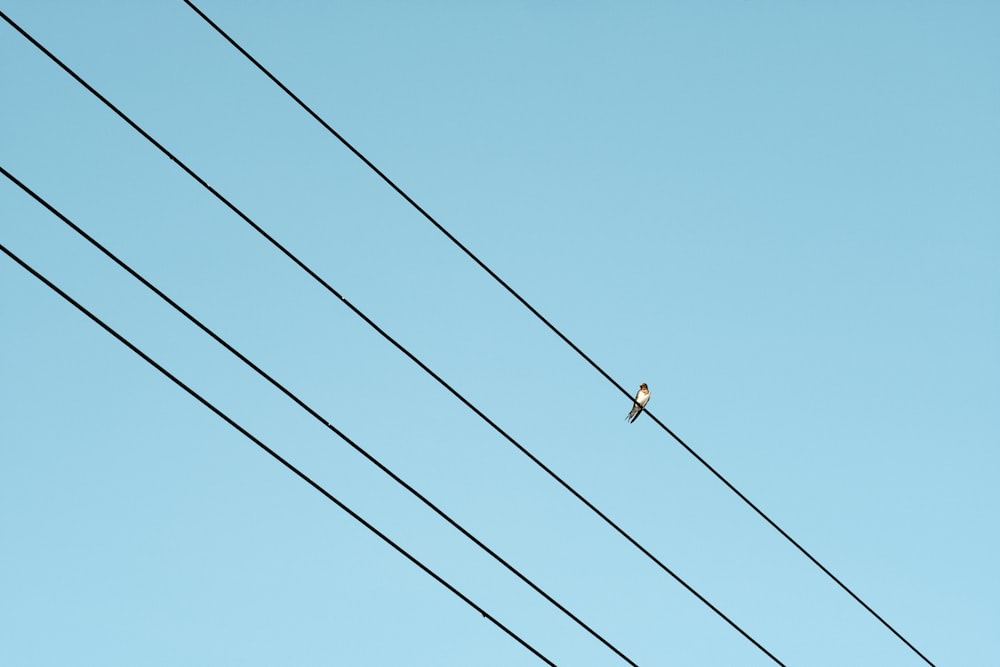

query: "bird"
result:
(626, 383), (650, 423)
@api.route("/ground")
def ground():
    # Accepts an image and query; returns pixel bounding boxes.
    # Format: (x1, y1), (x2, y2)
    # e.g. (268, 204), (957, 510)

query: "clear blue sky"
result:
(2, 2), (997, 665)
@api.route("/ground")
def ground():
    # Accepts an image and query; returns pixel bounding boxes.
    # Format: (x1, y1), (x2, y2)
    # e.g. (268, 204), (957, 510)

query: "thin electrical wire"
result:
(0, 240), (558, 667)
(0, 12), (786, 665)
(0, 164), (639, 667)
(177, 3), (936, 665)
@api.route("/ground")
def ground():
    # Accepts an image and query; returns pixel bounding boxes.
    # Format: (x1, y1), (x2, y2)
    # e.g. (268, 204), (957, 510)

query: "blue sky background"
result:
(2, 2), (997, 665)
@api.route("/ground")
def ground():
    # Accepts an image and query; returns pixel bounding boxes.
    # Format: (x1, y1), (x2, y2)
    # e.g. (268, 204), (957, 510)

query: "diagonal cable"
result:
(0, 12), (785, 665)
(1, 163), (640, 667)
(177, 3), (936, 665)
(0, 240), (558, 667)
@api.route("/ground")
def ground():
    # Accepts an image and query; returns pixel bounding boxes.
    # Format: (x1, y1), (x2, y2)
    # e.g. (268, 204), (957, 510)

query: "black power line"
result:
(0, 12), (785, 666)
(0, 240), (558, 667)
(0, 164), (640, 667)
(178, 3), (936, 666)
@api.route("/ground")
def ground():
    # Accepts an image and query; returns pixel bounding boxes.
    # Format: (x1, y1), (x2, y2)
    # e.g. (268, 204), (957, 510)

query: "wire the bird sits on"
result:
(0, 241), (558, 667)
(175, 5), (936, 665)
(0, 14), (785, 666)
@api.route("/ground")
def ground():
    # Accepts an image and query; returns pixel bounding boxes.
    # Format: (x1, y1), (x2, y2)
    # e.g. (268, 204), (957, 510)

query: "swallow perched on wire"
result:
(626, 383), (650, 424)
